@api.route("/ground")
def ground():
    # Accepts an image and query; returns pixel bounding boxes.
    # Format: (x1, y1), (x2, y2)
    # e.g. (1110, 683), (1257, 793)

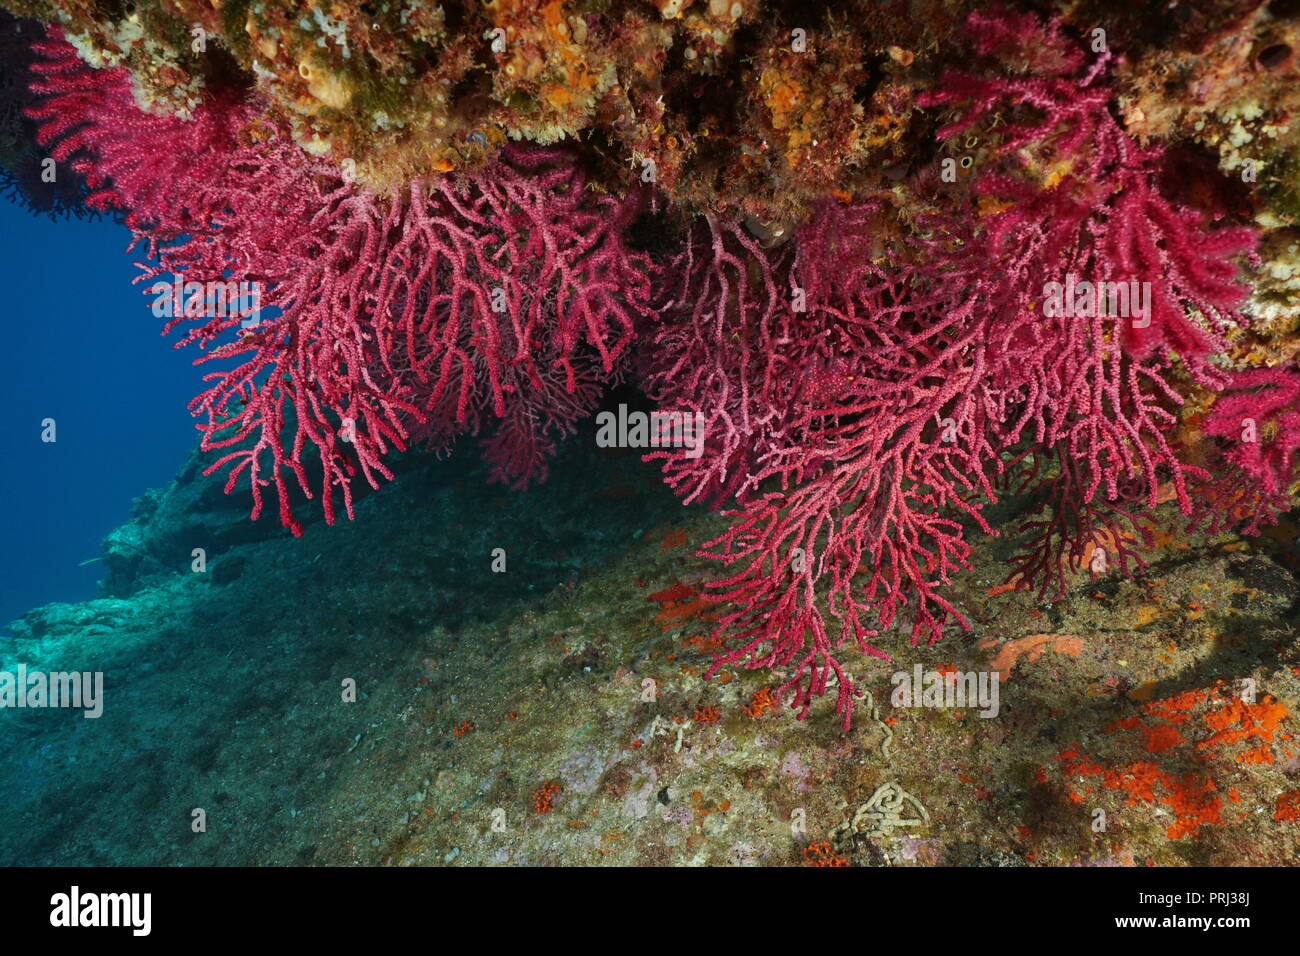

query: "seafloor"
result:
(1, 431), (1297, 866)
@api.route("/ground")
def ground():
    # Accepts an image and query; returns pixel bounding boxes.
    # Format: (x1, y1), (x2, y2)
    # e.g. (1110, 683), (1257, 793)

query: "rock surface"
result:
(1, 432), (1297, 866)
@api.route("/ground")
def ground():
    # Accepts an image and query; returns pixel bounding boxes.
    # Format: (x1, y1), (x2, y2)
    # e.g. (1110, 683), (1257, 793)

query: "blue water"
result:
(0, 202), (201, 630)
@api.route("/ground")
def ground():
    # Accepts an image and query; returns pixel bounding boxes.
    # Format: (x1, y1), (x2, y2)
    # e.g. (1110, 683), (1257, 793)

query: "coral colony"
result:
(3, 1), (1298, 730)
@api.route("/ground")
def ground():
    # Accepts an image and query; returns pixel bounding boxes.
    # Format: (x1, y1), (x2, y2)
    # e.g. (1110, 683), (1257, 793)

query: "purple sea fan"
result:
(475, 345), (623, 490)
(0, 13), (97, 219)
(645, 199), (1017, 726)
(642, 199), (894, 508)
(655, 8), (1263, 727)
(918, 7), (1262, 587)
(1203, 366), (1300, 496)
(919, 8), (1257, 370)
(24, 31), (257, 232)
(25, 30), (652, 534)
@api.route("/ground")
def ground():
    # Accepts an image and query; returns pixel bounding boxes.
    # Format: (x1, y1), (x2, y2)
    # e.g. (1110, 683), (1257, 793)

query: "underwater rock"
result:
(1, 0), (1298, 876)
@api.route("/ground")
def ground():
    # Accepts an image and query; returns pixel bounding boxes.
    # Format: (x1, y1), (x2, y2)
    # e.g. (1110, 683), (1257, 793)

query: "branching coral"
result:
(4, 5), (1295, 728)
(0, 10), (93, 217)
(1203, 366), (1300, 495)
(644, 6), (1270, 725)
(27, 28), (651, 535)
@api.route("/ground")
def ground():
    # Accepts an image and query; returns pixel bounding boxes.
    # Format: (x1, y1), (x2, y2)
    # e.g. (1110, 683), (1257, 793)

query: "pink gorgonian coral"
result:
(27, 30), (651, 535)
(15, 8), (1283, 729)
(642, 7), (1263, 726)
(1203, 366), (1300, 496)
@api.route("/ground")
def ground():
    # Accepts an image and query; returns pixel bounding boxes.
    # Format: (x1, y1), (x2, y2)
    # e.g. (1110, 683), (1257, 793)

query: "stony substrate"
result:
(1, 436), (1296, 866)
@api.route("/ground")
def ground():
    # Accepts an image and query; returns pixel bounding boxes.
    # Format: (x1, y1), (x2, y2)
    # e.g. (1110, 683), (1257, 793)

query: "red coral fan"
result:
(642, 8), (1262, 727)
(0, 12), (97, 219)
(1203, 366), (1300, 495)
(24, 34), (256, 231)
(645, 202), (1007, 724)
(14, 10), (1279, 729)
(919, 9), (1255, 368)
(917, 8), (1262, 581)
(26, 30), (651, 535)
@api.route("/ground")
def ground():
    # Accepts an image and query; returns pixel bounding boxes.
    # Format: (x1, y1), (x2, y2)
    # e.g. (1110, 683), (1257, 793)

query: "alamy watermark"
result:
(0, 665), (103, 718)
(1042, 274), (1152, 327)
(890, 664), (1000, 718)
(149, 276), (264, 328)
(50, 886), (150, 936)
(595, 404), (705, 458)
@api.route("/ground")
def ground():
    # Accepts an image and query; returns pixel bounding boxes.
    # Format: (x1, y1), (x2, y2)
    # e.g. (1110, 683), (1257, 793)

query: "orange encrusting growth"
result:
(1053, 685), (1292, 840)
(803, 841), (849, 867)
(648, 580), (721, 631)
(532, 780), (562, 815)
(978, 634), (1084, 681)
